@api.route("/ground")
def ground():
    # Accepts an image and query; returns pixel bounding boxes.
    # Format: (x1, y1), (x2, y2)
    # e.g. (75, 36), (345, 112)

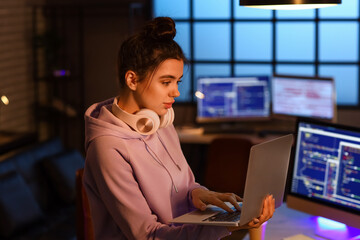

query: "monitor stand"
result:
(202, 123), (255, 135)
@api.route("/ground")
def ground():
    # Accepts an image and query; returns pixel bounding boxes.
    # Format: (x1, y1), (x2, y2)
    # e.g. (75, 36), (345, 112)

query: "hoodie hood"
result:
(83, 99), (228, 240)
(84, 97), (187, 194)
(84, 97), (142, 151)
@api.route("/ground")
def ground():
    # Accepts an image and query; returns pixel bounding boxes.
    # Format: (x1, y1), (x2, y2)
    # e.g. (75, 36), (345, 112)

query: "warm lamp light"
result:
(240, 0), (341, 10)
(0, 94), (9, 131)
(1, 95), (9, 105)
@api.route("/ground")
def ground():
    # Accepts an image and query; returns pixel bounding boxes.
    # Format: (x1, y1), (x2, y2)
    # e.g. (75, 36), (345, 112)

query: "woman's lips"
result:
(164, 102), (174, 108)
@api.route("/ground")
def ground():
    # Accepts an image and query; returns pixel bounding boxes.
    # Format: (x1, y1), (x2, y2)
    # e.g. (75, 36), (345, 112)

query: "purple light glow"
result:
(316, 217), (360, 240)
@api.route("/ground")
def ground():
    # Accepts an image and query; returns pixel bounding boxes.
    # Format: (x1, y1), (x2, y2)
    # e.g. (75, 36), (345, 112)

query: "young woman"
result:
(84, 17), (275, 240)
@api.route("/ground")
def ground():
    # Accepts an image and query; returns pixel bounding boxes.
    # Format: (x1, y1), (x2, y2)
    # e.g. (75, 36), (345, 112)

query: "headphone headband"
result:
(111, 98), (174, 135)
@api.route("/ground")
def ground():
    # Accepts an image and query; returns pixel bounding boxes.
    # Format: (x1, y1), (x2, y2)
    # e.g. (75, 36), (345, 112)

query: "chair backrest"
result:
(203, 137), (253, 197)
(76, 168), (94, 240)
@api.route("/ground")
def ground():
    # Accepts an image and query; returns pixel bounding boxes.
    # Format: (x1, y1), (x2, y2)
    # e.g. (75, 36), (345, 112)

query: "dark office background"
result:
(0, 0), (360, 152)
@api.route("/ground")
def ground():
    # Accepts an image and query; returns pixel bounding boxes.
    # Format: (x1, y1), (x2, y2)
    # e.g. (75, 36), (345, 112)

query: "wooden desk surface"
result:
(264, 203), (360, 240)
(263, 203), (321, 240)
(176, 127), (282, 145)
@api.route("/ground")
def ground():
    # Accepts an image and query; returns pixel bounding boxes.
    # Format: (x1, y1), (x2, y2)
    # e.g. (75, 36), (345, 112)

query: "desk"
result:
(264, 203), (322, 240)
(176, 127), (282, 145)
(237, 203), (360, 240)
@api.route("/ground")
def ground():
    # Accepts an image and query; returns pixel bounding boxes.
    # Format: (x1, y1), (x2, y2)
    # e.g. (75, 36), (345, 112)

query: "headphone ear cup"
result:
(135, 109), (160, 135)
(160, 108), (175, 128)
(112, 100), (160, 135)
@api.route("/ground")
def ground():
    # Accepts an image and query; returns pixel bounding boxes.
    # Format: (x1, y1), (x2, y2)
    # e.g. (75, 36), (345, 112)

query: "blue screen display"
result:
(196, 76), (270, 121)
(291, 121), (360, 212)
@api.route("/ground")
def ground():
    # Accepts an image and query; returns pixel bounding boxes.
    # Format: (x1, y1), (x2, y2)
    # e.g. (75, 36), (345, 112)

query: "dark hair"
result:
(117, 17), (188, 88)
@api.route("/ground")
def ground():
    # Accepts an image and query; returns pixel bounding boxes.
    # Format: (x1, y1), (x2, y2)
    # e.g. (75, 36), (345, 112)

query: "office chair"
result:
(76, 168), (94, 240)
(203, 137), (252, 197)
(203, 137), (265, 240)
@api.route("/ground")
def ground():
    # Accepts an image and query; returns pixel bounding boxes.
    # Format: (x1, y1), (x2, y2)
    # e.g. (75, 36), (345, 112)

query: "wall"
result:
(0, 0), (35, 133)
(83, 7), (135, 108)
(0, 0), (149, 151)
(338, 109), (360, 128)
(1, 0), (359, 151)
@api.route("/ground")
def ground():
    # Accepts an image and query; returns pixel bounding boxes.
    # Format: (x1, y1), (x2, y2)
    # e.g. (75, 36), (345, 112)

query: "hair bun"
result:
(143, 17), (176, 41)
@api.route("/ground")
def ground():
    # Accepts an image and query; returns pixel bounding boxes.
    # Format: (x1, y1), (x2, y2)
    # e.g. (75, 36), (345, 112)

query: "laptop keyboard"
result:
(203, 211), (241, 222)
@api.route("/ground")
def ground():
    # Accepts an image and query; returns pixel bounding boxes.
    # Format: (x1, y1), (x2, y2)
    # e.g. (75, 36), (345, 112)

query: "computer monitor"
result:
(287, 118), (360, 234)
(272, 75), (336, 121)
(196, 76), (270, 123)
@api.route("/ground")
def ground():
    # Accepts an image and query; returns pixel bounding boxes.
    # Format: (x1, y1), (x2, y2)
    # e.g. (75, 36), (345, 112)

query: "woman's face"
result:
(134, 58), (183, 116)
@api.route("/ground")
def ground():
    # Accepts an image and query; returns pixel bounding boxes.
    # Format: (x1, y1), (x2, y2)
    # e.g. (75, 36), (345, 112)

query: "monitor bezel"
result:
(196, 75), (271, 123)
(286, 118), (360, 228)
(271, 74), (337, 122)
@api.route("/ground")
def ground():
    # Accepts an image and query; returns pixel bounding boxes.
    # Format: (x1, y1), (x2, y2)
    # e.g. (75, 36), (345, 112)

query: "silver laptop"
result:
(170, 134), (293, 227)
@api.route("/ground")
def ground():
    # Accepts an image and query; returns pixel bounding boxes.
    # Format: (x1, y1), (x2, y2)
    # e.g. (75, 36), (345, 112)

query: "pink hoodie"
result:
(84, 98), (231, 240)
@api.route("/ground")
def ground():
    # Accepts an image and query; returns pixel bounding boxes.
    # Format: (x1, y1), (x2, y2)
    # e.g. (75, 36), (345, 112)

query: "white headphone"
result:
(111, 98), (174, 135)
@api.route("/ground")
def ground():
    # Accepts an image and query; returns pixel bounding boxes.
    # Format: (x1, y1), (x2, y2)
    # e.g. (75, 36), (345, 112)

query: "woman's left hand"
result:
(191, 188), (242, 212)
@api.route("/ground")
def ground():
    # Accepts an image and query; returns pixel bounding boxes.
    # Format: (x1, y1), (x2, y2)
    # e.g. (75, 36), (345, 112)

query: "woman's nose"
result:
(171, 86), (180, 98)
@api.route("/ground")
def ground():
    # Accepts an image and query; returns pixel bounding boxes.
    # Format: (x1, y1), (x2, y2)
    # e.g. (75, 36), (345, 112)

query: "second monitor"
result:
(196, 76), (271, 123)
(271, 74), (336, 122)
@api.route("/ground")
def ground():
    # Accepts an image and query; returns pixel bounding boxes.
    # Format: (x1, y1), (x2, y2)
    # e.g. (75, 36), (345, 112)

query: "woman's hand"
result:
(227, 194), (275, 232)
(191, 188), (275, 232)
(191, 188), (242, 212)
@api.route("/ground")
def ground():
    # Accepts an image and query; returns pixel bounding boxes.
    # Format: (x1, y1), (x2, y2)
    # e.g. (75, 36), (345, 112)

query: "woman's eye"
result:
(177, 80), (182, 85)
(163, 81), (171, 86)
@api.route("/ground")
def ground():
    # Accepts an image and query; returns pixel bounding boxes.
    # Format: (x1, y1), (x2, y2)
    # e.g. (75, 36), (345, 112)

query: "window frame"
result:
(152, 0), (360, 109)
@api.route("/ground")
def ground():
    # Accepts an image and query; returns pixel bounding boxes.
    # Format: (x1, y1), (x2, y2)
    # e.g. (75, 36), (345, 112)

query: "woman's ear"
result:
(125, 70), (138, 91)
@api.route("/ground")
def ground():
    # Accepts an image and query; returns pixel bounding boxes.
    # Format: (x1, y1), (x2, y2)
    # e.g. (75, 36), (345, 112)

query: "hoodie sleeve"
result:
(84, 137), (231, 240)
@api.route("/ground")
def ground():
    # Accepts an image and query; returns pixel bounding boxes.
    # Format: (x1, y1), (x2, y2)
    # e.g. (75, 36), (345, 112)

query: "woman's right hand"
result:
(227, 194), (275, 232)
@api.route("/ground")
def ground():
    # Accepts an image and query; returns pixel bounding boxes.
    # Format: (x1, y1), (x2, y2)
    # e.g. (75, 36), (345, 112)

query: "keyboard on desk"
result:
(203, 211), (241, 222)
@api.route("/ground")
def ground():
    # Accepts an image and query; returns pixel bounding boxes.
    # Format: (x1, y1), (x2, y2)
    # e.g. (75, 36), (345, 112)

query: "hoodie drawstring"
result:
(140, 138), (180, 193)
(156, 132), (181, 171)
